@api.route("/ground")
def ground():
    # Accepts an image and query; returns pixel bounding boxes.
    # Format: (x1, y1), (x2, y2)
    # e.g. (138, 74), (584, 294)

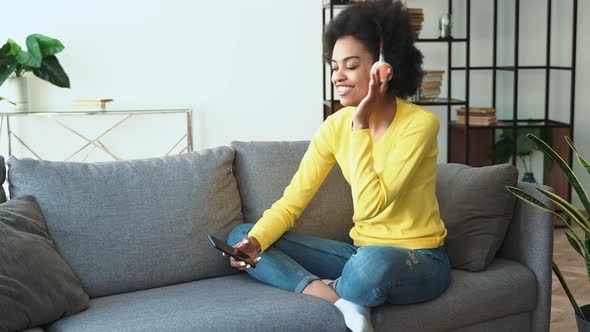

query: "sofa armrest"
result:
(499, 181), (555, 332)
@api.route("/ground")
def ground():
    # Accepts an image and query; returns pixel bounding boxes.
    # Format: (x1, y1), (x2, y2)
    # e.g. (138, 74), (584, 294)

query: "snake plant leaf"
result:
(0, 96), (16, 105)
(32, 55), (70, 88)
(536, 187), (590, 234)
(566, 136), (590, 176)
(527, 133), (590, 217)
(0, 55), (17, 86)
(566, 231), (585, 258)
(554, 261), (585, 319)
(508, 186), (589, 253)
(28, 34), (64, 57)
(506, 186), (554, 212)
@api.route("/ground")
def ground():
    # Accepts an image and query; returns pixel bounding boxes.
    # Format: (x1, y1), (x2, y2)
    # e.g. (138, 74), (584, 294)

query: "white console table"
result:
(0, 108), (193, 161)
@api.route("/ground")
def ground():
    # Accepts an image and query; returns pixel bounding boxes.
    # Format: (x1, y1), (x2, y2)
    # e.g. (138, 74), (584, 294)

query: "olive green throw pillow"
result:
(0, 195), (89, 331)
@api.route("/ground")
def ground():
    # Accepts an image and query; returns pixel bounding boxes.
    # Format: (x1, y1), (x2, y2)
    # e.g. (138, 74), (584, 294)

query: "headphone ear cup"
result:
(371, 62), (393, 81)
(378, 63), (393, 82)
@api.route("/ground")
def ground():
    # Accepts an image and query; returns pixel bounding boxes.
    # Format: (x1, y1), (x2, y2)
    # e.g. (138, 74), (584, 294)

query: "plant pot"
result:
(8, 76), (29, 110)
(575, 304), (590, 331)
(521, 172), (537, 183)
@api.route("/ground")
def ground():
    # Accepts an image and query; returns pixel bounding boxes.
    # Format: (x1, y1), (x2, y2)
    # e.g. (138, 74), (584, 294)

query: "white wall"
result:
(1, 0), (589, 207)
(1, 0), (323, 153)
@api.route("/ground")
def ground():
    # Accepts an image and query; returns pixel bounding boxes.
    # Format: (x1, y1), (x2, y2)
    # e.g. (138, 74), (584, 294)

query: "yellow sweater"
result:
(249, 98), (447, 252)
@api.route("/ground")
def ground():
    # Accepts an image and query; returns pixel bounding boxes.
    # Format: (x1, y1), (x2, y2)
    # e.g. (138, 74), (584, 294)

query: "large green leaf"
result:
(15, 35), (43, 68)
(528, 133), (590, 217)
(32, 55), (70, 88)
(554, 261), (585, 319)
(536, 187), (590, 234)
(1, 39), (22, 56)
(490, 139), (513, 164)
(516, 127), (540, 155)
(0, 55), (17, 86)
(28, 34), (64, 57)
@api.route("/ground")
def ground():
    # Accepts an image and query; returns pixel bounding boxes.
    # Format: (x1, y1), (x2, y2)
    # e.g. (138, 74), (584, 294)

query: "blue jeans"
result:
(227, 223), (451, 307)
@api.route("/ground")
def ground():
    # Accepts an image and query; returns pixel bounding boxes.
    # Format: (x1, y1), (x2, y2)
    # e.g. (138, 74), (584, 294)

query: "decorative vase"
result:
(8, 76), (29, 110)
(521, 172), (537, 183)
(575, 304), (590, 331)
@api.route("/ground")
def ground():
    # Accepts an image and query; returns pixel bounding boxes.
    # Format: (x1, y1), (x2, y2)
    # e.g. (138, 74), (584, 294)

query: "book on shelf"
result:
(423, 70), (445, 76)
(455, 107), (496, 116)
(419, 88), (441, 97)
(418, 96), (441, 102)
(407, 8), (423, 39)
(421, 81), (442, 89)
(457, 115), (497, 126)
(71, 98), (114, 110)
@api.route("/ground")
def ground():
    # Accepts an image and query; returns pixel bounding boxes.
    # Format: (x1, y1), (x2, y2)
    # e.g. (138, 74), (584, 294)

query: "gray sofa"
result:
(4, 141), (554, 332)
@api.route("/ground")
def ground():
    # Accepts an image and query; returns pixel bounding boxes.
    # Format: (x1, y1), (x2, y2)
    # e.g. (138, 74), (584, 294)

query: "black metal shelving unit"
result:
(321, 0), (577, 201)
(322, 1), (470, 121)
(447, 0), (577, 202)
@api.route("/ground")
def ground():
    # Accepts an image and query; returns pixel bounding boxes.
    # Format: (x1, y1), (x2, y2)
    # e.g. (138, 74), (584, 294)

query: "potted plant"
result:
(507, 133), (590, 331)
(0, 34), (70, 108)
(489, 125), (554, 183)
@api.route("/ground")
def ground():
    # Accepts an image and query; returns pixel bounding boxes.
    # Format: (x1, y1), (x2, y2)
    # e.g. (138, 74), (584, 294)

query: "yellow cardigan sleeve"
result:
(349, 112), (439, 220)
(248, 120), (337, 252)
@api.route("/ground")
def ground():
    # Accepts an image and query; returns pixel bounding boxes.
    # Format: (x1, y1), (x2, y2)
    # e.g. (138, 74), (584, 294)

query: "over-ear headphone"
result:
(371, 39), (393, 82)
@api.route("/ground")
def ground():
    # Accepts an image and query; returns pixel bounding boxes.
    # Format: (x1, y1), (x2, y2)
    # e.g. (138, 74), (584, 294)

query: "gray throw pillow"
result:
(0, 195), (89, 331)
(436, 163), (518, 271)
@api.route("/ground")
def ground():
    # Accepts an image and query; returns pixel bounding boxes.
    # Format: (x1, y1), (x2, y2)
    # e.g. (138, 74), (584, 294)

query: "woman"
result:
(225, 1), (450, 331)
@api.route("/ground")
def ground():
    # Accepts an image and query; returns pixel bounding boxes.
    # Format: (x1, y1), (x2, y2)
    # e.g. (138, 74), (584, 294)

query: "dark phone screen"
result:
(207, 234), (256, 267)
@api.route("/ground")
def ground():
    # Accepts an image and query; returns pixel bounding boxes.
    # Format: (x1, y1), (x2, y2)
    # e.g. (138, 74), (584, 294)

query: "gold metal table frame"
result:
(0, 109), (193, 161)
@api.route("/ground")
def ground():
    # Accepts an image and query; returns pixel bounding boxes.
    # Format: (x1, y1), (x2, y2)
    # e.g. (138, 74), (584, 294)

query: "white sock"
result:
(321, 279), (334, 286)
(334, 298), (374, 332)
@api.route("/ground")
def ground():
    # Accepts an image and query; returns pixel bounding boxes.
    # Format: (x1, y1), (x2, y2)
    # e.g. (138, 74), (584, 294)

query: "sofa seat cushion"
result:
(372, 259), (536, 332)
(46, 274), (346, 332)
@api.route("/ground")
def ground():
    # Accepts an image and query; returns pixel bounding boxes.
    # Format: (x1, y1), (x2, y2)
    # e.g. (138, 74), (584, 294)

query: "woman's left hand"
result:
(352, 66), (391, 130)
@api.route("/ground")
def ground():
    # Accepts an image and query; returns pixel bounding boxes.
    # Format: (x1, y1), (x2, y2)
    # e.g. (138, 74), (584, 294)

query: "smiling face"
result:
(331, 36), (375, 107)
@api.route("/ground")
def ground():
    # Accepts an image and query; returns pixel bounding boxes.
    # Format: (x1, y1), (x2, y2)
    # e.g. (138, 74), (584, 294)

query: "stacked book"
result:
(455, 107), (497, 126)
(407, 8), (424, 40)
(71, 99), (114, 110)
(418, 70), (444, 101)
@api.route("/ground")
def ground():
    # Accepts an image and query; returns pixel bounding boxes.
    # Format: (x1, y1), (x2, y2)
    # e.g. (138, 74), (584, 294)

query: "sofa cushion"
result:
(231, 141), (354, 243)
(436, 163), (518, 271)
(0, 195), (88, 331)
(46, 274), (346, 332)
(372, 259), (536, 331)
(8, 148), (243, 298)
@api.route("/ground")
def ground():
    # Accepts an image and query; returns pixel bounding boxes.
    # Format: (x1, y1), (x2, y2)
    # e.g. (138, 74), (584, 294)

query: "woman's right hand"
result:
(224, 236), (262, 270)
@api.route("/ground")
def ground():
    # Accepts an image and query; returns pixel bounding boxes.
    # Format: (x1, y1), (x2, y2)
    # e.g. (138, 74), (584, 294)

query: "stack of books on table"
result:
(71, 99), (114, 110)
(455, 107), (497, 126)
(407, 8), (424, 40)
(418, 70), (444, 101)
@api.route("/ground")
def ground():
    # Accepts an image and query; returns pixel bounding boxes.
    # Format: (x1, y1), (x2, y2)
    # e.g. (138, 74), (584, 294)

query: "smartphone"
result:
(207, 234), (256, 268)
